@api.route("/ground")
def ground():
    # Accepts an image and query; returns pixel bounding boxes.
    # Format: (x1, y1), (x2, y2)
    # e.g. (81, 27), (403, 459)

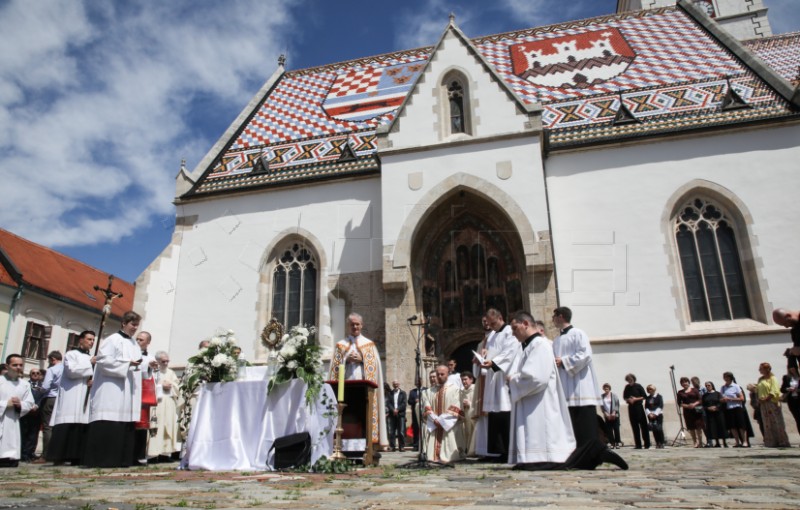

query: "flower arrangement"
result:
(179, 329), (241, 433)
(268, 325), (324, 406)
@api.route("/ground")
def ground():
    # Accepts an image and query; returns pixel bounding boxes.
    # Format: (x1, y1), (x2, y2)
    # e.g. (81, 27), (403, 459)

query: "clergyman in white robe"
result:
(148, 364), (181, 459)
(507, 312), (628, 471)
(508, 332), (575, 464)
(84, 317), (144, 468)
(476, 310), (521, 460)
(0, 371), (35, 464)
(552, 313), (603, 447)
(422, 368), (464, 463)
(47, 346), (94, 463)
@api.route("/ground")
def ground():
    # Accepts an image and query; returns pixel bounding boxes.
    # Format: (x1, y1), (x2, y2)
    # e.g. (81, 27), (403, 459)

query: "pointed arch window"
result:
(441, 71), (471, 137)
(448, 81), (465, 134)
(674, 198), (750, 322)
(272, 243), (318, 328)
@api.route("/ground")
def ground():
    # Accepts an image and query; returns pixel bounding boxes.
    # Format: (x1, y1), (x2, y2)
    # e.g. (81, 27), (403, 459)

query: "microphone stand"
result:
(401, 316), (452, 470)
(669, 365), (687, 447)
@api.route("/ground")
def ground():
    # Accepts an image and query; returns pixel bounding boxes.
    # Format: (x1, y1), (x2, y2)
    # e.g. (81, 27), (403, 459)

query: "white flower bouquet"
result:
(268, 325), (323, 406)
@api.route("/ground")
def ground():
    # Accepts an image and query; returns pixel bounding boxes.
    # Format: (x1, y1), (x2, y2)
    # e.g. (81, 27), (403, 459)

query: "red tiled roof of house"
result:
(0, 228), (135, 318)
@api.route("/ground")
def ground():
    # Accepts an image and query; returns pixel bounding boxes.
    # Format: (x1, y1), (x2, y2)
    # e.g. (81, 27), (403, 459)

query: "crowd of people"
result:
(0, 304), (796, 470)
(0, 312), (182, 468)
(381, 307), (800, 466)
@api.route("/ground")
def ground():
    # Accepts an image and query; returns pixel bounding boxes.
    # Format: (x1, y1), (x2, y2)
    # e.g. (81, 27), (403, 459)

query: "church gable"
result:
(381, 22), (535, 150)
(744, 31), (800, 86)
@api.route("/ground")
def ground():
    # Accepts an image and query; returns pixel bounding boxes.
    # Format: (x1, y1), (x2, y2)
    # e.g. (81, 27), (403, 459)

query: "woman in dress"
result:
(677, 376), (704, 448)
(702, 381), (727, 447)
(601, 383), (622, 449)
(748, 362), (790, 447)
(623, 374), (650, 449)
(644, 385), (665, 449)
(780, 364), (800, 437)
(720, 372), (750, 447)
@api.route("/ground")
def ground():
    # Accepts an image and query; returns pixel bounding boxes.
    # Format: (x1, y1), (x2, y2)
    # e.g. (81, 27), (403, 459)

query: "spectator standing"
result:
(386, 380), (407, 452)
(780, 364), (800, 437)
(601, 383), (622, 449)
(692, 376), (711, 448)
(677, 377), (704, 448)
(36, 351), (63, 462)
(645, 385), (665, 449)
(748, 362), (790, 447)
(623, 374), (650, 449)
(702, 381), (727, 448)
(720, 372), (750, 447)
(407, 378), (422, 450)
(19, 369), (44, 462)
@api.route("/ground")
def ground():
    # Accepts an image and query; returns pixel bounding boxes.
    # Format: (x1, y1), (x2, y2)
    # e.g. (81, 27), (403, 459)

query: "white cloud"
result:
(395, 0), (460, 49)
(0, 0), (298, 248)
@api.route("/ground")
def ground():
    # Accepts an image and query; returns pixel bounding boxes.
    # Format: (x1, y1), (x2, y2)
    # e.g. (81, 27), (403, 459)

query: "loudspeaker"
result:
(270, 432), (311, 470)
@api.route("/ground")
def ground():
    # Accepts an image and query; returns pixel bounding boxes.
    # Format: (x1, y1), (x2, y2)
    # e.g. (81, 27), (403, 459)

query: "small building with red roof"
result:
(0, 228), (134, 371)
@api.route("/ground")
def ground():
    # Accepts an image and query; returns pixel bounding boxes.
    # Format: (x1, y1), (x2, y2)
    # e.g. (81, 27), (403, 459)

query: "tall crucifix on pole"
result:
(83, 275), (124, 411)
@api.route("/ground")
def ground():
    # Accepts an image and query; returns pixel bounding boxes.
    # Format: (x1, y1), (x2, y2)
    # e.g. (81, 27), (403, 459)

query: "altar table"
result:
(182, 379), (335, 470)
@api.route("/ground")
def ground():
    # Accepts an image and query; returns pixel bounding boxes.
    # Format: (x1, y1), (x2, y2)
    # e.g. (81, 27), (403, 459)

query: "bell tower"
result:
(616, 0), (772, 40)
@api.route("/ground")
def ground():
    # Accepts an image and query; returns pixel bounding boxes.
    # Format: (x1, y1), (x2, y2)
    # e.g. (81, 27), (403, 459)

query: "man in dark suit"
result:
(407, 378), (422, 450)
(386, 380), (408, 451)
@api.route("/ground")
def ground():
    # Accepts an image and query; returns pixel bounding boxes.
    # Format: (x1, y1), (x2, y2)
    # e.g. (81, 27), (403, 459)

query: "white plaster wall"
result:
(387, 30), (528, 151)
(4, 291), (104, 371)
(380, 136), (548, 248)
(546, 124), (800, 338)
(135, 241), (181, 357)
(166, 177), (382, 365)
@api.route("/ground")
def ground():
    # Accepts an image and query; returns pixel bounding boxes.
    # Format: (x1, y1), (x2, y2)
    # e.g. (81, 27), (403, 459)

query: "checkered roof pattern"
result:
(188, 7), (797, 197)
(744, 32), (800, 85)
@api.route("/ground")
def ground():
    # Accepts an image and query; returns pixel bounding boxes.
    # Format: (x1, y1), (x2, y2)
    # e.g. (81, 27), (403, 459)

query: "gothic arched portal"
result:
(413, 190), (526, 358)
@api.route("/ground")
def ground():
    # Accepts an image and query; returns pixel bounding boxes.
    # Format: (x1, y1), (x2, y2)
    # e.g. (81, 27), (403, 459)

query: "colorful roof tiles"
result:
(744, 31), (800, 85)
(185, 5), (799, 198)
(0, 228), (135, 318)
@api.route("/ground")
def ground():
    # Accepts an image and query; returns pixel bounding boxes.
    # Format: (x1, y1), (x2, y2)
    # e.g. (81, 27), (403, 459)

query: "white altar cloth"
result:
(183, 379), (335, 471)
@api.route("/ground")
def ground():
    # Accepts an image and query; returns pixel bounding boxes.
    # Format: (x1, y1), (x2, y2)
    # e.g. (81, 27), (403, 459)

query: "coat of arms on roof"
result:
(322, 60), (425, 122)
(510, 28), (635, 90)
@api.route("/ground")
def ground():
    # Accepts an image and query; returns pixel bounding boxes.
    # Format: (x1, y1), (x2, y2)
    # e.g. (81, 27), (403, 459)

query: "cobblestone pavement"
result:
(0, 445), (798, 510)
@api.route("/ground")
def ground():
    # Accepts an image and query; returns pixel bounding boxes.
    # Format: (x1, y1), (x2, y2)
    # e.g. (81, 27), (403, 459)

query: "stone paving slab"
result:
(0, 446), (798, 509)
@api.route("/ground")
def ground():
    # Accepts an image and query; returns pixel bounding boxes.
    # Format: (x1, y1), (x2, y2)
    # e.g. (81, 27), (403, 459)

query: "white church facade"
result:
(136, 0), (800, 426)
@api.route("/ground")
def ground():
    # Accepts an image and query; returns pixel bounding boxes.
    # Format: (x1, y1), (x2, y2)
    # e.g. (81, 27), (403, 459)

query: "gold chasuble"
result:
(329, 337), (388, 447)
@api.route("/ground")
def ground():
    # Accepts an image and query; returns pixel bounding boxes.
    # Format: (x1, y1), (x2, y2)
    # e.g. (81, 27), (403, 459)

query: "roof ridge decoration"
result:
(720, 77), (751, 111)
(288, 47), (434, 77)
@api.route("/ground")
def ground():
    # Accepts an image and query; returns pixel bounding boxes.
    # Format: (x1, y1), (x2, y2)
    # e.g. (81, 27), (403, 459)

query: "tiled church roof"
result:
(185, 4), (799, 197)
(744, 31), (800, 86)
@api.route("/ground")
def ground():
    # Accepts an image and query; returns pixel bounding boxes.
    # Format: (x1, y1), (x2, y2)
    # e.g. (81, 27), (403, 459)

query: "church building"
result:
(136, 0), (800, 412)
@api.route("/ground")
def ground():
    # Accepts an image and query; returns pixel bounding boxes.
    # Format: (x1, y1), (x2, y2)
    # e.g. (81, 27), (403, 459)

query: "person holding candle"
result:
(328, 313), (389, 452)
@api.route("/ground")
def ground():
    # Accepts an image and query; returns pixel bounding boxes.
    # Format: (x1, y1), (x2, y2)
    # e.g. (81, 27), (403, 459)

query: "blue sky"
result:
(1, 0), (798, 285)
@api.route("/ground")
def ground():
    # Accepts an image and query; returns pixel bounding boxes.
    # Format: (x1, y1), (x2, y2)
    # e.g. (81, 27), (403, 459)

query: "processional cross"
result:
(83, 275), (124, 410)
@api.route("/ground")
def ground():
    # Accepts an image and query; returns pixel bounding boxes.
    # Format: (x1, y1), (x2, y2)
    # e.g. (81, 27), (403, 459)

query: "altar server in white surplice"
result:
(507, 312), (575, 465)
(422, 365), (464, 463)
(148, 350), (181, 460)
(46, 331), (96, 464)
(84, 311), (144, 468)
(507, 311), (628, 472)
(552, 306), (602, 447)
(0, 355), (35, 466)
(475, 308), (520, 462)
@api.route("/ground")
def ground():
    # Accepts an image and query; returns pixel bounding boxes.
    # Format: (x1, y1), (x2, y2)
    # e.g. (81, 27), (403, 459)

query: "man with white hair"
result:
(148, 350), (181, 460)
(328, 313), (389, 452)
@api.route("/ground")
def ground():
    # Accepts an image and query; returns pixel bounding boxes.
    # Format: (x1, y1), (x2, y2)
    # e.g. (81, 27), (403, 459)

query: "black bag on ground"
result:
(270, 432), (311, 470)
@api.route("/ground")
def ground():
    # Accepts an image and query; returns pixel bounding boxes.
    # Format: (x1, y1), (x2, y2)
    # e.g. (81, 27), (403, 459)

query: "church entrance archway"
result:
(412, 189), (526, 361)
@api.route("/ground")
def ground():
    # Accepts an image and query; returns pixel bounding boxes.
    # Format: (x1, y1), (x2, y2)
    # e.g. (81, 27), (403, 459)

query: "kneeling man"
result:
(422, 365), (465, 463)
(507, 311), (627, 471)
